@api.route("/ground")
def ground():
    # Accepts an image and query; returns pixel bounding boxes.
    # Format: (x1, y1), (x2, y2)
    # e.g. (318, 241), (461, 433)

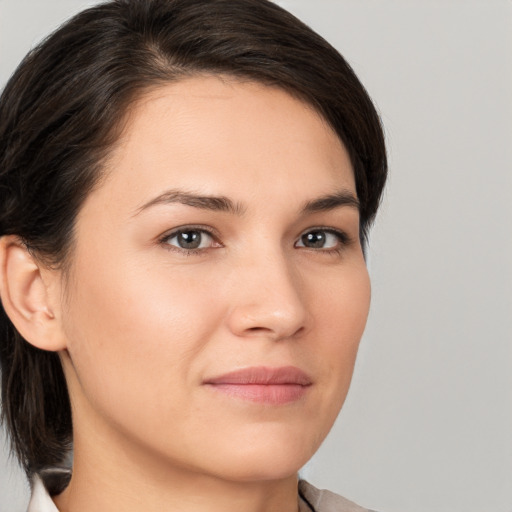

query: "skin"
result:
(1, 76), (371, 512)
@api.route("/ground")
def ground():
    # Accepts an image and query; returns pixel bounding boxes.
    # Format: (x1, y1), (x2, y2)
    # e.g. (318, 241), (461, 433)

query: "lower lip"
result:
(206, 383), (309, 405)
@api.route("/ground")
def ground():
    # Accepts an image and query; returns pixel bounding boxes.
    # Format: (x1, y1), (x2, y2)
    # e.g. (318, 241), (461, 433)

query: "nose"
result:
(226, 252), (309, 341)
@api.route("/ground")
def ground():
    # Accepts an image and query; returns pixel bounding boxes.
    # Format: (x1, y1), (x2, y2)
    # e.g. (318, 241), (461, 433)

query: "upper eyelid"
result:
(294, 228), (353, 251)
(159, 227), (221, 255)
(159, 225), (220, 242)
(296, 226), (350, 239)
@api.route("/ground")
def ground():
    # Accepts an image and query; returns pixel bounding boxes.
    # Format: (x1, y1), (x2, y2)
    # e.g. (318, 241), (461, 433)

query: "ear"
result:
(0, 235), (67, 351)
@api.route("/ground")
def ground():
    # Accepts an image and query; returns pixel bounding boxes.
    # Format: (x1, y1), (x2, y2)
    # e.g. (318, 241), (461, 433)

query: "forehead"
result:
(91, 76), (355, 214)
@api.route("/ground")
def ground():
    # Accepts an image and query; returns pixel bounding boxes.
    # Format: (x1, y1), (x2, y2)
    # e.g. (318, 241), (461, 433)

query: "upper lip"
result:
(203, 366), (312, 386)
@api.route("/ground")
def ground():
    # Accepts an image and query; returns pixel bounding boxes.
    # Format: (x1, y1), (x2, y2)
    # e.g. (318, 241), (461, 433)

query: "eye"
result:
(295, 229), (348, 250)
(162, 228), (217, 251)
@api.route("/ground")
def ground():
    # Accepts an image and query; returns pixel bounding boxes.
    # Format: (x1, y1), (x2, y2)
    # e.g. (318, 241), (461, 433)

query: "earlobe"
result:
(0, 235), (67, 351)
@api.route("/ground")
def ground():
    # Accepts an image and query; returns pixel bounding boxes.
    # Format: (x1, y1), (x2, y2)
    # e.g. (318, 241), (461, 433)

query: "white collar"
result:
(27, 475), (60, 512)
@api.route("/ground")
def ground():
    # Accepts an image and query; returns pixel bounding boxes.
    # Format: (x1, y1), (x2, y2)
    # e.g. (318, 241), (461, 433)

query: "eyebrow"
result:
(133, 188), (359, 217)
(301, 190), (360, 213)
(133, 189), (245, 216)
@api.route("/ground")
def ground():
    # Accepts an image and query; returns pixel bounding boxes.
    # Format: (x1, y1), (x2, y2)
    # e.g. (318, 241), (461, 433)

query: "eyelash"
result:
(158, 225), (220, 256)
(296, 227), (352, 256)
(158, 226), (352, 256)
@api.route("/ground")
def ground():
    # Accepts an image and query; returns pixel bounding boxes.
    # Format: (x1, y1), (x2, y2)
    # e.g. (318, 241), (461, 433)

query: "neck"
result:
(53, 421), (300, 512)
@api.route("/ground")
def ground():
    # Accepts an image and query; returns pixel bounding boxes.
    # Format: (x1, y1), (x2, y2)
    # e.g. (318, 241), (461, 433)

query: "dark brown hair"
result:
(0, 0), (387, 492)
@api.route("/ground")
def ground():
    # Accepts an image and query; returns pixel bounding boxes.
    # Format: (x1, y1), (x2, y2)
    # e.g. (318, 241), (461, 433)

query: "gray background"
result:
(1, 1), (511, 511)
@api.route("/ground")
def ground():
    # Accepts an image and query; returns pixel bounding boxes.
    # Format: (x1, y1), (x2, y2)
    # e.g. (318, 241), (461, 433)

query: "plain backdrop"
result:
(1, 1), (511, 511)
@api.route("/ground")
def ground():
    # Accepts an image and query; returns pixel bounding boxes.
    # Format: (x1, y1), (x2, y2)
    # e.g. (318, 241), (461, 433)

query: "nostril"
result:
(246, 326), (271, 333)
(244, 324), (305, 339)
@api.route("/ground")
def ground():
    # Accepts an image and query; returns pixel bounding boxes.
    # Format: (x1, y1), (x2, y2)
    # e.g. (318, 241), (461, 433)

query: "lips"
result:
(203, 366), (312, 405)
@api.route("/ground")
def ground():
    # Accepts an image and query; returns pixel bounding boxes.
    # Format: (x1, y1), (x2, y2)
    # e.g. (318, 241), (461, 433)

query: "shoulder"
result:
(299, 480), (377, 512)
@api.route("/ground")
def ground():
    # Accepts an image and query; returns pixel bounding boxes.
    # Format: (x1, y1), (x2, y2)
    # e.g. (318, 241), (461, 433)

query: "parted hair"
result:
(0, 0), (387, 493)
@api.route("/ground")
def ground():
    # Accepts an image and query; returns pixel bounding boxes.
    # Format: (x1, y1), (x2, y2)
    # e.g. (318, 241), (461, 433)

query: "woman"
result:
(0, 0), (387, 511)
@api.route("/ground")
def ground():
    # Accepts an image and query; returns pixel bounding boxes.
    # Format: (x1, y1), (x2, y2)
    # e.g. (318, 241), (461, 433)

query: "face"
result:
(57, 76), (371, 483)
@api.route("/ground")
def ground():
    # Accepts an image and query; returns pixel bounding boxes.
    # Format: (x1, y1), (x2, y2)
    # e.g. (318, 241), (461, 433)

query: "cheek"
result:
(314, 259), (371, 345)
(309, 262), (371, 400)
(60, 250), (223, 419)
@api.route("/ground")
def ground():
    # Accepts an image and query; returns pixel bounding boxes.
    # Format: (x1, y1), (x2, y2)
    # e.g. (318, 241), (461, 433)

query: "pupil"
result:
(178, 231), (201, 249)
(303, 231), (325, 248)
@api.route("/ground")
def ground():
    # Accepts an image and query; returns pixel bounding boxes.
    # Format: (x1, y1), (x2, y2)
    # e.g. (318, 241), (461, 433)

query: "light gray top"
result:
(299, 480), (372, 512)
